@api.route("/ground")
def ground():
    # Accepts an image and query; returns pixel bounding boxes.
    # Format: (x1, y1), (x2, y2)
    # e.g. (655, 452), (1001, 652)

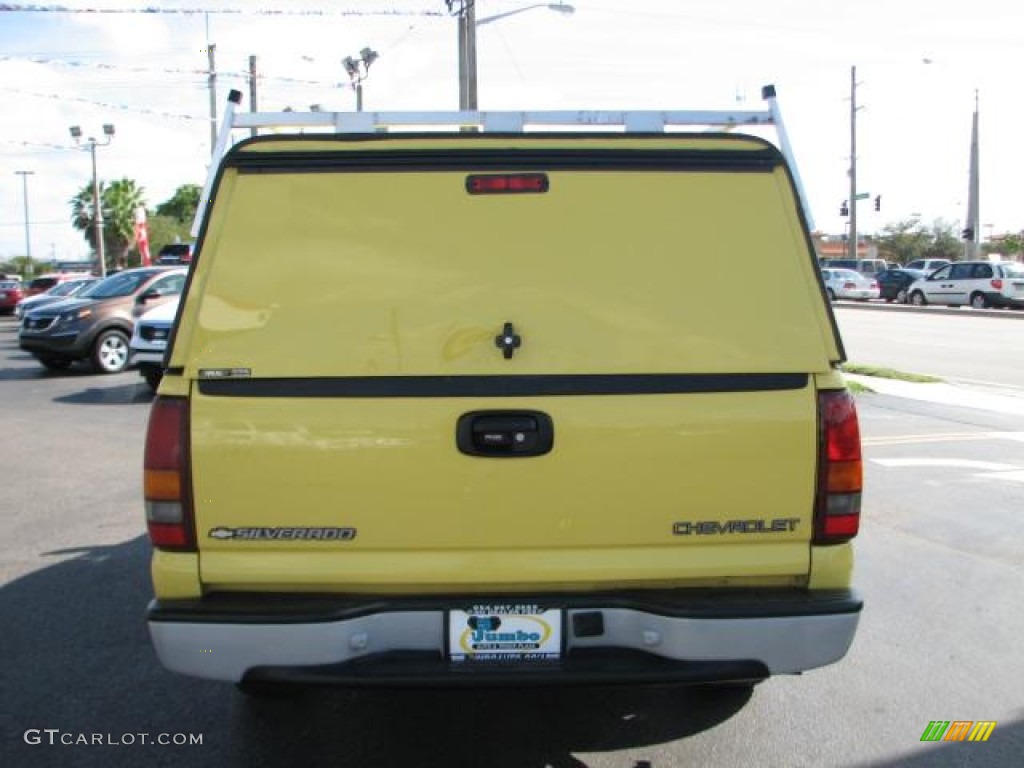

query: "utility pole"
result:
(207, 43), (217, 156)
(249, 55), (259, 138)
(965, 89), (980, 260)
(848, 65), (858, 262)
(14, 173), (34, 280)
(456, 3), (469, 110)
(465, 1), (477, 110)
(15, 170), (34, 279)
(452, 0), (477, 111)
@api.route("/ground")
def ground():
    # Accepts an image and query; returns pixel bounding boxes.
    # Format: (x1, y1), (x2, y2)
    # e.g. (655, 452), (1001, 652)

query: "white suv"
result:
(907, 261), (1024, 309)
(129, 297), (179, 390)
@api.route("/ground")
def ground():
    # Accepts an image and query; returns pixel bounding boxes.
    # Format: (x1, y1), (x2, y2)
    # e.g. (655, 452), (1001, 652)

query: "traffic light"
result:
(961, 227), (975, 240)
(840, 200), (849, 216)
(874, 195), (881, 212)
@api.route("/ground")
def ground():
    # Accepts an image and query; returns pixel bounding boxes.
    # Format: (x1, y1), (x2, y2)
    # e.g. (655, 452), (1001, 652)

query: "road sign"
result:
(854, 192), (870, 200)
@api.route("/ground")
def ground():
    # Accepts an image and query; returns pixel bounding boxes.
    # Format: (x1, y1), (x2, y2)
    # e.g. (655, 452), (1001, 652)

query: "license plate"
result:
(448, 604), (562, 662)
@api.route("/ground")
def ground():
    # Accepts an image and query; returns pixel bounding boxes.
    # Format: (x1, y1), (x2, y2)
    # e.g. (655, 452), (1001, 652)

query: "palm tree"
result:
(70, 178), (147, 271)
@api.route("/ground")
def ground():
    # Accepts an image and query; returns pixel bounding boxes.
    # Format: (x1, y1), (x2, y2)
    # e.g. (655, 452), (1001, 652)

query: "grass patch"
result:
(841, 364), (942, 383)
(846, 380), (873, 395)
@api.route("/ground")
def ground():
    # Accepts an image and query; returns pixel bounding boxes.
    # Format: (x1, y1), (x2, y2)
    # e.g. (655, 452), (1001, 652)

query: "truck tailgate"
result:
(173, 137), (837, 592)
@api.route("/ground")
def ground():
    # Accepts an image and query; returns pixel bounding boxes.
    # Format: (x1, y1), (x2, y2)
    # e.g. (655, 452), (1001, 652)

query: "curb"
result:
(832, 300), (1024, 320)
(844, 373), (1024, 416)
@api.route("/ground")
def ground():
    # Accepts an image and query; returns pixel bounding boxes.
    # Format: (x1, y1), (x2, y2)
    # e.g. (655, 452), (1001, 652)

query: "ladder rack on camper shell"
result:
(193, 84), (812, 238)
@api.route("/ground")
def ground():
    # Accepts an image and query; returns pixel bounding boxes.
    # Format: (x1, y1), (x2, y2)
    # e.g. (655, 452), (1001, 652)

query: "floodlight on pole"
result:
(69, 123), (115, 278)
(342, 47), (379, 112)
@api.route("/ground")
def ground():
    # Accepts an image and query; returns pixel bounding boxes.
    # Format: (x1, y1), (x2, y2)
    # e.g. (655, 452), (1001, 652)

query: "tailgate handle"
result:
(456, 411), (554, 458)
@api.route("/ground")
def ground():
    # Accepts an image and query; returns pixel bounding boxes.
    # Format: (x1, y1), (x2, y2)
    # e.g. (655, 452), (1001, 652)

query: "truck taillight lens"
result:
(144, 396), (195, 551)
(815, 390), (862, 544)
(991, 278), (1003, 290)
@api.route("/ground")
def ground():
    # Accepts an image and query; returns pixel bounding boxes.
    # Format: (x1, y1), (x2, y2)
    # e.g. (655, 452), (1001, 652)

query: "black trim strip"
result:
(241, 650), (770, 688)
(231, 147), (782, 174)
(197, 373), (808, 399)
(149, 589), (862, 625)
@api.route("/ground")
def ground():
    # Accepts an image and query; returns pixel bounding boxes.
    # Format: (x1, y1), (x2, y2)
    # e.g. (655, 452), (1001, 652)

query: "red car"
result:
(0, 279), (25, 315)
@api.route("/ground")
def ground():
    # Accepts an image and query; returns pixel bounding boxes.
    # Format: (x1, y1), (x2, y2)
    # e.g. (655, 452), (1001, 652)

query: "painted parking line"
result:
(975, 470), (1024, 484)
(863, 432), (1024, 447)
(871, 459), (1019, 471)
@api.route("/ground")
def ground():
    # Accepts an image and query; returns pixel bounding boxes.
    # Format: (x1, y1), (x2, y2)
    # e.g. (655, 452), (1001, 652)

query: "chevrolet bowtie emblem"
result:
(495, 321), (521, 359)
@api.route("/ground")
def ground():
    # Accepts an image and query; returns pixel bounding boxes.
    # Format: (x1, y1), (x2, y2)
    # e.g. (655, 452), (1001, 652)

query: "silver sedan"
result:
(821, 268), (880, 301)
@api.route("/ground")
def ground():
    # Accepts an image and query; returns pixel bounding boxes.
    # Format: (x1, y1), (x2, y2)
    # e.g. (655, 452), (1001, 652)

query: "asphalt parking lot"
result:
(1, 315), (1022, 768)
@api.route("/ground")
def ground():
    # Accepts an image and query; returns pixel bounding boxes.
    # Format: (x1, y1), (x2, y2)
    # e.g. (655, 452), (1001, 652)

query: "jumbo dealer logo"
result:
(459, 615), (553, 654)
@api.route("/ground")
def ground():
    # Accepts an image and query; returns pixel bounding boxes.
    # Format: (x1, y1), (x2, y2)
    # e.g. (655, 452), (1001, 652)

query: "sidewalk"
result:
(844, 373), (1024, 416)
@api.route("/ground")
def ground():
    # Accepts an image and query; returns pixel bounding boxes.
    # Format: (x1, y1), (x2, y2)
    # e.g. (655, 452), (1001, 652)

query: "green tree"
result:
(924, 221), (961, 261)
(155, 184), (201, 224)
(146, 213), (192, 259)
(984, 232), (1023, 258)
(0, 255), (48, 279)
(70, 178), (147, 271)
(875, 218), (961, 264)
(874, 219), (930, 264)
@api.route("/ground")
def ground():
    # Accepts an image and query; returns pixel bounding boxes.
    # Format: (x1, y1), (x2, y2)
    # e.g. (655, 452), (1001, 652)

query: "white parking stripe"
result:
(871, 458), (1020, 471)
(863, 432), (1024, 447)
(974, 470), (1024, 484)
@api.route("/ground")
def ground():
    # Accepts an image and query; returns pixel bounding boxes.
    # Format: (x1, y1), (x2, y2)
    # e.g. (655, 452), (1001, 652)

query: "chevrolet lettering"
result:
(673, 518), (801, 536)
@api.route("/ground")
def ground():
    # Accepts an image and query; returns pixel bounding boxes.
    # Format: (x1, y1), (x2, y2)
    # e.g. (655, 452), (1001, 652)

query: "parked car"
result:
(904, 258), (951, 273)
(874, 268), (927, 303)
(0, 279), (24, 315)
(819, 258), (888, 277)
(19, 267), (187, 373)
(156, 242), (196, 265)
(14, 277), (99, 319)
(821, 268), (880, 301)
(23, 271), (92, 297)
(130, 297), (179, 391)
(907, 261), (1024, 309)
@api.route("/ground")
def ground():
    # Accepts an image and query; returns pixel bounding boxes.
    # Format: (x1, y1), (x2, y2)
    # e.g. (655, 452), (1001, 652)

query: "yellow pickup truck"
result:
(144, 98), (862, 691)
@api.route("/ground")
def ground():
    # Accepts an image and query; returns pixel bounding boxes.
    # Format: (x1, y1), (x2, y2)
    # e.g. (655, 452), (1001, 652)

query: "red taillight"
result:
(815, 390), (862, 544)
(144, 396), (195, 551)
(466, 173), (549, 194)
(991, 279), (1003, 290)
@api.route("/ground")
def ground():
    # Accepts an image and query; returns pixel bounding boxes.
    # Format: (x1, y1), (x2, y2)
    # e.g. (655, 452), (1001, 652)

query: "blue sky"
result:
(1, 0), (1021, 263)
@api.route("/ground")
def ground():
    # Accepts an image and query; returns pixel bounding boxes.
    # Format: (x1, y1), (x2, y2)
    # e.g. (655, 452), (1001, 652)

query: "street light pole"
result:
(848, 65), (858, 262)
(70, 124), (115, 278)
(89, 141), (105, 279)
(452, 2), (574, 111)
(15, 170), (34, 279)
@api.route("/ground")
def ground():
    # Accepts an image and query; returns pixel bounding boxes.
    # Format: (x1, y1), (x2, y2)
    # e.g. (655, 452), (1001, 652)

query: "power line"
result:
(0, 54), (209, 77)
(0, 86), (208, 121)
(1, 54), (338, 87)
(0, 5), (443, 17)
